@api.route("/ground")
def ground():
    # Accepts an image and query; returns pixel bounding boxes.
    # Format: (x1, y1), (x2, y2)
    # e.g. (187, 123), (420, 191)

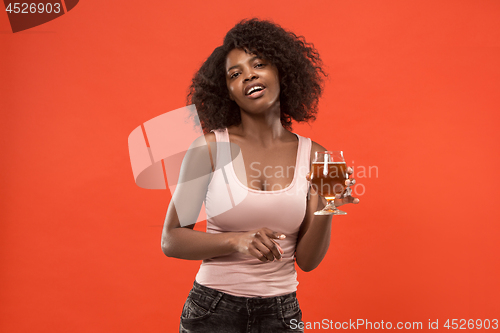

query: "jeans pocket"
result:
(280, 301), (303, 331)
(180, 293), (213, 322)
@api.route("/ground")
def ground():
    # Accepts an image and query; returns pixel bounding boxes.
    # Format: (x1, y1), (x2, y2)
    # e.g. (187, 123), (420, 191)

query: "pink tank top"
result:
(195, 128), (312, 297)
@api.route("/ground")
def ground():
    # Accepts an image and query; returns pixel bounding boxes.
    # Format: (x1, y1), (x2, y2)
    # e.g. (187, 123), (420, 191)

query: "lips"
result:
(245, 83), (266, 97)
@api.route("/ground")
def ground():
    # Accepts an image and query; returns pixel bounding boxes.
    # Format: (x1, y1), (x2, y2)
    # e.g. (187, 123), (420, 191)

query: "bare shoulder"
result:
(181, 132), (217, 172)
(190, 132), (216, 171)
(204, 132), (216, 143)
(310, 140), (328, 162)
(190, 132), (215, 146)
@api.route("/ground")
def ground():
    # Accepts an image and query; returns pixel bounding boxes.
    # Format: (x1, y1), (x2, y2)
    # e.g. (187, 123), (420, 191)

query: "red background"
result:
(1, 0), (499, 331)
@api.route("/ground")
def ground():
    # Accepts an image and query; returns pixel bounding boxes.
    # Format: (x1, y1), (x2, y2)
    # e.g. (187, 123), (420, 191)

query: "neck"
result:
(233, 104), (291, 145)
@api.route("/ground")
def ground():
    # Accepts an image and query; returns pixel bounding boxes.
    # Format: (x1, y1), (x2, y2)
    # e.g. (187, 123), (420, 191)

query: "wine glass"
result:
(310, 151), (348, 215)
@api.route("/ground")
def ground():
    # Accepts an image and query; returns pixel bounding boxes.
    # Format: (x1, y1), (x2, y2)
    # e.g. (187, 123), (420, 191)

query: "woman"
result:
(161, 18), (359, 332)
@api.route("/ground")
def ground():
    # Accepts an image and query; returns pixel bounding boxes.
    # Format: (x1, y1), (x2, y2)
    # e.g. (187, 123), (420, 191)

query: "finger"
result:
(343, 187), (352, 198)
(336, 196), (360, 205)
(249, 247), (270, 263)
(348, 196), (360, 204)
(256, 232), (283, 260)
(345, 179), (356, 186)
(271, 239), (284, 256)
(305, 172), (311, 181)
(254, 240), (277, 261)
(347, 167), (354, 175)
(309, 183), (318, 194)
(263, 235), (283, 260)
(262, 228), (286, 240)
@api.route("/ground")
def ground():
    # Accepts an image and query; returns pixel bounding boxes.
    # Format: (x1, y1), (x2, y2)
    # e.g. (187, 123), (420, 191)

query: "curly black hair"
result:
(187, 18), (326, 133)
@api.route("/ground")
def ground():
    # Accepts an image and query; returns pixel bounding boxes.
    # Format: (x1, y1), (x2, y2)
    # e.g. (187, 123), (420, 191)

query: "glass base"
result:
(314, 208), (347, 216)
(314, 200), (347, 215)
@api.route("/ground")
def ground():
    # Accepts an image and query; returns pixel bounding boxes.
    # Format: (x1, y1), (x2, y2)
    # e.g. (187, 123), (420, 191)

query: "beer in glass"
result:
(310, 151), (348, 215)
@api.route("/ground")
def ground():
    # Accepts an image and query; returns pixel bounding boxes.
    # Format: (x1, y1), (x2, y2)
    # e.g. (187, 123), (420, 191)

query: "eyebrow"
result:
(226, 55), (260, 74)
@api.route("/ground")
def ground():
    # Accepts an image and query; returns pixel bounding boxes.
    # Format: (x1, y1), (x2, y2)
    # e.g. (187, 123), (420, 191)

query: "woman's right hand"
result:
(231, 228), (286, 262)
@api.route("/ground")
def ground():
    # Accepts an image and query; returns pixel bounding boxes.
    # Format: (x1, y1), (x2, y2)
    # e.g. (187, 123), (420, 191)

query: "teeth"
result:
(247, 86), (264, 95)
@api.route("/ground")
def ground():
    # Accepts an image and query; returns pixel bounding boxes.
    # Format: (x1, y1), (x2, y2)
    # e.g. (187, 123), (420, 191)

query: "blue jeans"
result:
(179, 281), (304, 333)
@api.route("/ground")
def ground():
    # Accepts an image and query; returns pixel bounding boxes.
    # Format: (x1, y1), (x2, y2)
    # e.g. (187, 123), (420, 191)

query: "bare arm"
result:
(294, 142), (332, 271)
(294, 142), (358, 272)
(162, 201), (239, 259)
(161, 133), (236, 259)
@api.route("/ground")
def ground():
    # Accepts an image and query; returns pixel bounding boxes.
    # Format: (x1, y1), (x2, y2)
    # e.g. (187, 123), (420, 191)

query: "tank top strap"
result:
(211, 128), (229, 143)
(210, 128), (231, 172)
(294, 133), (312, 176)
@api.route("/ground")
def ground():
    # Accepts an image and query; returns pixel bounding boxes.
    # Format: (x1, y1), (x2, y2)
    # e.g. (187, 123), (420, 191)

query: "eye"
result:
(229, 72), (240, 79)
(255, 63), (265, 68)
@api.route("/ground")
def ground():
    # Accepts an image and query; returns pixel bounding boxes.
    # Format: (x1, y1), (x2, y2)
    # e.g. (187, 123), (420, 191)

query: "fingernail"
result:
(354, 198), (360, 204)
(279, 234), (286, 239)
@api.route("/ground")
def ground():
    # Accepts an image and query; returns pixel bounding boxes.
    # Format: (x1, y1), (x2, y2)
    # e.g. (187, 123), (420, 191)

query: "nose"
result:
(244, 70), (258, 82)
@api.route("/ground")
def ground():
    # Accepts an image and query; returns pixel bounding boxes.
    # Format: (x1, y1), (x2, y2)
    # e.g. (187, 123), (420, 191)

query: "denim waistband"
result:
(192, 280), (297, 305)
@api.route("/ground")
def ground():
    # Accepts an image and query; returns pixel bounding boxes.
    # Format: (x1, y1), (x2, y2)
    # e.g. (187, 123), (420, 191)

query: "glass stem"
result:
(326, 199), (336, 211)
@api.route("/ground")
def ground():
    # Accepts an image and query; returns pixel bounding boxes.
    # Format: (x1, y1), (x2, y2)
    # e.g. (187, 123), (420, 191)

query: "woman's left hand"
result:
(306, 166), (360, 206)
(334, 167), (360, 207)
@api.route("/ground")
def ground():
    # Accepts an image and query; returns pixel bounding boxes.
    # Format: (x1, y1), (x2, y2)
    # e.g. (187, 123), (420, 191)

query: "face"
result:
(225, 48), (280, 114)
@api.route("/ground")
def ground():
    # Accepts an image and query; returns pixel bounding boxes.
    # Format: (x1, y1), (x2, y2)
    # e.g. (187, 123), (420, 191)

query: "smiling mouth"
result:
(247, 88), (266, 99)
(246, 85), (265, 97)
